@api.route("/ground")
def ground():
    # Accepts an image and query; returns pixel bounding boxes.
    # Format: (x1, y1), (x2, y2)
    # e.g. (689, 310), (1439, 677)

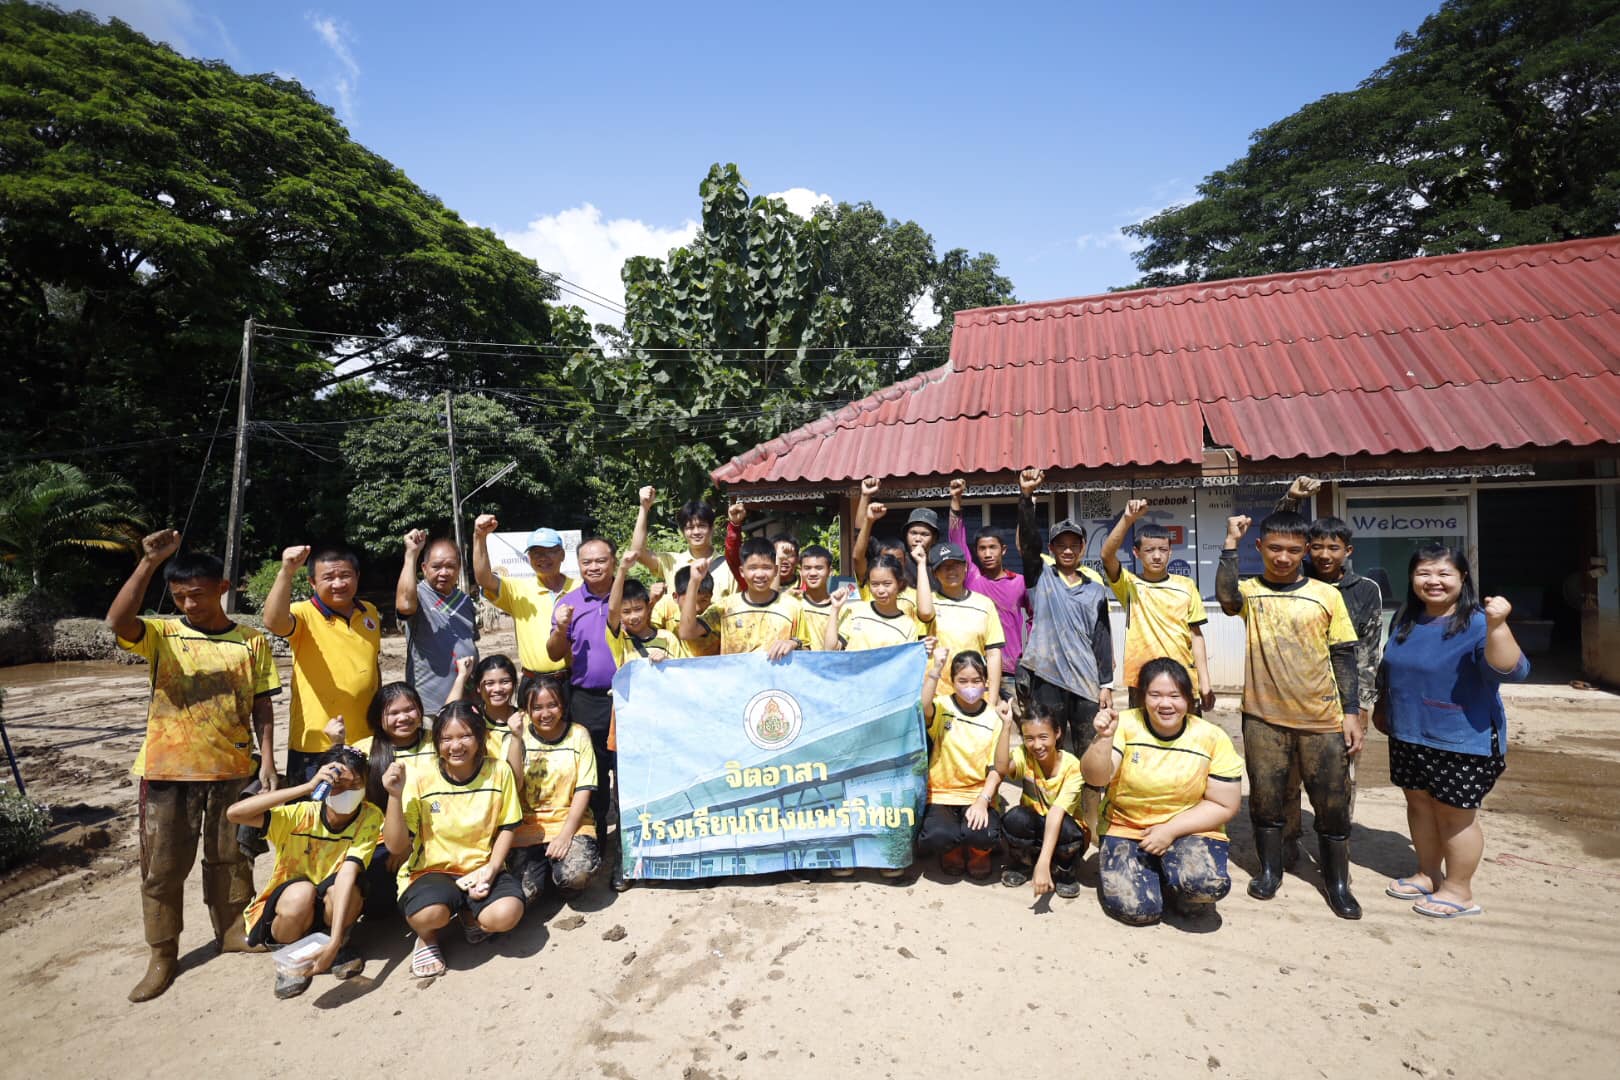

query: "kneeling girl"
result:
(1082, 657), (1242, 925)
(917, 647), (1003, 879)
(504, 673), (602, 902)
(994, 701), (1088, 899)
(382, 701), (524, 979)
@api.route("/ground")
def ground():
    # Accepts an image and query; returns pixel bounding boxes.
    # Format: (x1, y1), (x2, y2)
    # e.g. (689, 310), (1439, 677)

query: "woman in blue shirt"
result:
(1374, 544), (1528, 920)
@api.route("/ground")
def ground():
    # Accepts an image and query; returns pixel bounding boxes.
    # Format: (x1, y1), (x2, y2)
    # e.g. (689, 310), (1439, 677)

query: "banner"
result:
(613, 643), (928, 880)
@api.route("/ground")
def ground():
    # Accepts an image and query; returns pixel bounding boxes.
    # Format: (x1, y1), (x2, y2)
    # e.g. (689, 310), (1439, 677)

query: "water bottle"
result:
(311, 715), (343, 799)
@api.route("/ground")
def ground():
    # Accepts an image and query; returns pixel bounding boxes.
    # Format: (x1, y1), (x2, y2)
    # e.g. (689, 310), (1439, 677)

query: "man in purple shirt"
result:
(948, 479), (1032, 697)
(547, 536), (618, 834)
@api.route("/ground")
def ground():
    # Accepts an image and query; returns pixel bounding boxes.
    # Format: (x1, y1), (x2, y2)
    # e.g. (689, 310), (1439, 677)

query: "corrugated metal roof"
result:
(714, 236), (1620, 486)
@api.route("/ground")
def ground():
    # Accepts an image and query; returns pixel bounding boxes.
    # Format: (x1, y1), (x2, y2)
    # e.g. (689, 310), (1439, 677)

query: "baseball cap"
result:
(524, 527), (564, 551)
(1049, 518), (1086, 544)
(928, 541), (967, 568)
(906, 507), (941, 532)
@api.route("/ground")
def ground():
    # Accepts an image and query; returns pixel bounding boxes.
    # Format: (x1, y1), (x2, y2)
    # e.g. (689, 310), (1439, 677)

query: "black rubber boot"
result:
(1318, 835), (1362, 920)
(1247, 826), (1285, 900)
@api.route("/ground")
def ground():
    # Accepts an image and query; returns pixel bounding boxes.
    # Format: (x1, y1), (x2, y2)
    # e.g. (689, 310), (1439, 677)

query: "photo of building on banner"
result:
(612, 644), (929, 880)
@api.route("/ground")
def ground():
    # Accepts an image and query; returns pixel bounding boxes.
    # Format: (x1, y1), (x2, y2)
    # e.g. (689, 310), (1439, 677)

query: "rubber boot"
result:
(129, 940), (179, 1003)
(1318, 835), (1362, 920)
(212, 904), (254, 953)
(1247, 826), (1285, 900)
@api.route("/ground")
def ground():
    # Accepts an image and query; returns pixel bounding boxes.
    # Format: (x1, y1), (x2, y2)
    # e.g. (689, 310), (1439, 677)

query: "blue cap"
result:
(524, 527), (564, 551)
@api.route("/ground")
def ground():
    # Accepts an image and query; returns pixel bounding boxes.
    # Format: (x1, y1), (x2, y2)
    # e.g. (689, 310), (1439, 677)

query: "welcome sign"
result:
(1346, 505), (1465, 538)
(612, 643), (929, 881)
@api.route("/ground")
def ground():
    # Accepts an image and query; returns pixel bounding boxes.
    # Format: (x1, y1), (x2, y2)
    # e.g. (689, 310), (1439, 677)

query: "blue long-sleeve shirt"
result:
(1377, 610), (1530, 757)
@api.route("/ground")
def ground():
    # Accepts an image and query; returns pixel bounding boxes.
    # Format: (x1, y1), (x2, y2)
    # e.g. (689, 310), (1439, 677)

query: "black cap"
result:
(905, 507), (940, 533)
(928, 541), (967, 568)
(1049, 518), (1086, 543)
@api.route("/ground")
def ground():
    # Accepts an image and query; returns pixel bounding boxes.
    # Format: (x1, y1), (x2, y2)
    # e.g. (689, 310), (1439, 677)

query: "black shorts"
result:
(248, 868), (364, 947)
(1388, 736), (1505, 810)
(398, 870), (524, 919)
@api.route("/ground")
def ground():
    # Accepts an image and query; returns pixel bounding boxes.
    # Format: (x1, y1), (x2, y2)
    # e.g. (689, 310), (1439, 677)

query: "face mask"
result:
(326, 786), (363, 814)
(957, 685), (986, 705)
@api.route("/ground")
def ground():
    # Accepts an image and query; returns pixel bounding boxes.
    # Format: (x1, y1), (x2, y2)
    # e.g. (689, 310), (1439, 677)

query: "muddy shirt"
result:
(926, 693), (1001, 806)
(243, 800), (382, 934)
(1232, 572), (1357, 731)
(119, 616), (280, 781)
(1107, 569), (1207, 694)
(1334, 571), (1384, 714)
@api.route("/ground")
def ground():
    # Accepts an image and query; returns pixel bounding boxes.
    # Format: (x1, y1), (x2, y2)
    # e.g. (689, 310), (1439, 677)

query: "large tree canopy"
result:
(0, 2), (582, 561)
(1123, 0), (1620, 287)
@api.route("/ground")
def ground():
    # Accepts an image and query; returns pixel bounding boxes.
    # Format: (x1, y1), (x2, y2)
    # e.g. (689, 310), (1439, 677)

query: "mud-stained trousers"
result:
(1001, 804), (1087, 875)
(1241, 715), (1353, 838)
(1283, 758), (1358, 855)
(138, 777), (256, 944)
(1099, 834), (1231, 924)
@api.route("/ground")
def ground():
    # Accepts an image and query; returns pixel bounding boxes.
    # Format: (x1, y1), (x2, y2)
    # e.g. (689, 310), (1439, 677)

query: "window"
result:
(1338, 490), (1472, 608)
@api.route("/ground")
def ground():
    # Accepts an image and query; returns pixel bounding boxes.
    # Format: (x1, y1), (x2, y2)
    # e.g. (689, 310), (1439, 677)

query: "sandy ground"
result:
(2, 626), (1619, 1080)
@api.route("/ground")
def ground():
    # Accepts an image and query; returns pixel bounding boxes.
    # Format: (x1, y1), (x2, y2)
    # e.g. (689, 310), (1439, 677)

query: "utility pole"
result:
(222, 317), (254, 613)
(443, 390), (469, 592)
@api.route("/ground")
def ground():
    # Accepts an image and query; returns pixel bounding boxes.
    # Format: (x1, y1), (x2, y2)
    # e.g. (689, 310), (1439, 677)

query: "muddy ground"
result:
(1, 628), (1617, 1079)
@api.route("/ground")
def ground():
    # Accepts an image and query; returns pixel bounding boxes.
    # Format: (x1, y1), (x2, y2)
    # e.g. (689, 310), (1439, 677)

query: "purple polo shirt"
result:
(555, 583), (616, 690)
(950, 515), (1031, 671)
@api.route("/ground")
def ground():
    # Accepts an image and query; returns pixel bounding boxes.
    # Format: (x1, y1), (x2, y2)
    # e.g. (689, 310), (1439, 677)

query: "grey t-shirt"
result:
(1020, 568), (1115, 702)
(404, 579), (477, 715)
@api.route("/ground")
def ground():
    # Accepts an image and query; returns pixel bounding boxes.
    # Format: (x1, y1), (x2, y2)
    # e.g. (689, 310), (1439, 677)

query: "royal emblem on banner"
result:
(743, 689), (803, 751)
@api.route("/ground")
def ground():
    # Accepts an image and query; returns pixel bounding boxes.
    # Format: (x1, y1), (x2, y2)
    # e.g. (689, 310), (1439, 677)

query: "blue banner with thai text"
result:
(612, 642), (928, 880)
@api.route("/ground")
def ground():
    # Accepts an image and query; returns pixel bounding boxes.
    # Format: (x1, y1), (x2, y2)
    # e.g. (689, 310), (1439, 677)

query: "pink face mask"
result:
(957, 685), (986, 705)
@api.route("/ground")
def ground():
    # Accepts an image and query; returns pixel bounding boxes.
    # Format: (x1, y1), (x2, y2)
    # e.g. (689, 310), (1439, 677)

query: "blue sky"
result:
(82, 0), (1442, 325)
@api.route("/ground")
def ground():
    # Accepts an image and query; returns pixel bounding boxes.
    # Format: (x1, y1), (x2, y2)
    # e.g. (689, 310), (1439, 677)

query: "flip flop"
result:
(1413, 898), (1482, 919)
(1386, 878), (1433, 900)
(410, 942), (445, 978)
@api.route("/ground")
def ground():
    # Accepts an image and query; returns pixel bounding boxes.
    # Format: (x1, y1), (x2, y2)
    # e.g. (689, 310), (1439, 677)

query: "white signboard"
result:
(487, 530), (581, 579)
(1100, 489), (1201, 584)
(1344, 505), (1466, 538)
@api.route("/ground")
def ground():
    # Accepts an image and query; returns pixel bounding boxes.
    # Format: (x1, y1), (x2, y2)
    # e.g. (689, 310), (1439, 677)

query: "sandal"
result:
(1413, 898), (1482, 919)
(1385, 878), (1433, 900)
(411, 941), (445, 979)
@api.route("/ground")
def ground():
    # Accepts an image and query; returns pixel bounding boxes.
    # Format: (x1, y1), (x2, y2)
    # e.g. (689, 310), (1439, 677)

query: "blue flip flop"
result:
(1386, 878), (1433, 900)
(1413, 898), (1482, 919)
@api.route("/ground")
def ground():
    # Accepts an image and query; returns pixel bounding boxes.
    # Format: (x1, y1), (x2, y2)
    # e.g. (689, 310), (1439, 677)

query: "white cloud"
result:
(1076, 184), (1199, 256)
(769, 187), (834, 219)
(74, 0), (237, 60)
(496, 205), (698, 325)
(308, 14), (360, 123)
(910, 288), (942, 332)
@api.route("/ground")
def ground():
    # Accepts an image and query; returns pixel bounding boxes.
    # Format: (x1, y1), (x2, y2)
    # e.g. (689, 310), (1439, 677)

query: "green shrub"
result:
(0, 786), (52, 872)
(242, 559), (309, 613)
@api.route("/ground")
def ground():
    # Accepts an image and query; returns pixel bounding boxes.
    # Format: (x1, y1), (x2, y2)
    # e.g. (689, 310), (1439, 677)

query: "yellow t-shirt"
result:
(285, 598), (381, 753)
(835, 600), (926, 651)
(1103, 709), (1243, 841)
(796, 595), (838, 651)
(1235, 577), (1358, 731)
(651, 593), (720, 657)
(713, 590), (804, 655)
(118, 617), (280, 781)
(1108, 569), (1207, 693)
(399, 757), (522, 884)
(1003, 745), (1084, 818)
(930, 589), (1005, 672)
(926, 693), (1001, 806)
(859, 584), (918, 620)
(655, 549), (737, 599)
(511, 721), (599, 845)
(488, 573), (579, 674)
(607, 625), (679, 667)
(242, 799), (383, 933)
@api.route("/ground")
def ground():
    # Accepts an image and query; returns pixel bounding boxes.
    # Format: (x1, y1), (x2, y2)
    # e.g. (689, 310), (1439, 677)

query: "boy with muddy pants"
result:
(106, 530), (281, 1002)
(1217, 512), (1364, 919)
(1272, 476), (1385, 867)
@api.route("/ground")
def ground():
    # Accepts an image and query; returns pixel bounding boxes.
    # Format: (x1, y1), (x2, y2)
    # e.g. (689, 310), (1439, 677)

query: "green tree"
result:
(920, 248), (1016, 354)
(0, 3), (577, 558)
(0, 462), (145, 593)
(337, 394), (564, 555)
(1123, 0), (1620, 286)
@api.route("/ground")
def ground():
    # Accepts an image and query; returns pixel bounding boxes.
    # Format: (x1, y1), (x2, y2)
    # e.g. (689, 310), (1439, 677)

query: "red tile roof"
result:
(713, 236), (1620, 486)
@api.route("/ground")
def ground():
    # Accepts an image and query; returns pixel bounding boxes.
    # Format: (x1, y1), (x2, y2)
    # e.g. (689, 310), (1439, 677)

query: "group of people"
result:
(103, 469), (1528, 1003)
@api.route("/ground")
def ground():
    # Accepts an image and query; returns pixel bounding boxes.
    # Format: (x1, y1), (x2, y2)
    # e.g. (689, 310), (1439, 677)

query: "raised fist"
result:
(621, 550), (641, 571)
(1226, 515), (1252, 542)
(639, 485), (657, 510)
(1019, 468), (1044, 495)
(141, 529), (182, 564)
(860, 476), (880, 498)
(1287, 475), (1322, 502)
(323, 715), (347, 744)
(1123, 499), (1148, 522)
(932, 645), (949, 671)
(1482, 595), (1512, 628)
(727, 502), (747, 526)
(506, 713), (524, 736)
(403, 528), (428, 553)
(281, 545), (311, 570)
(866, 501), (887, 523)
(949, 477), (966, 499)
(454, 655), (476, 679)
(474, 514), (499, 537)
(382, 762), (408, 797)
(1093, 709), (1119, 739)
(554, 603), (575, 630)
(690, 557), (711, 579)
